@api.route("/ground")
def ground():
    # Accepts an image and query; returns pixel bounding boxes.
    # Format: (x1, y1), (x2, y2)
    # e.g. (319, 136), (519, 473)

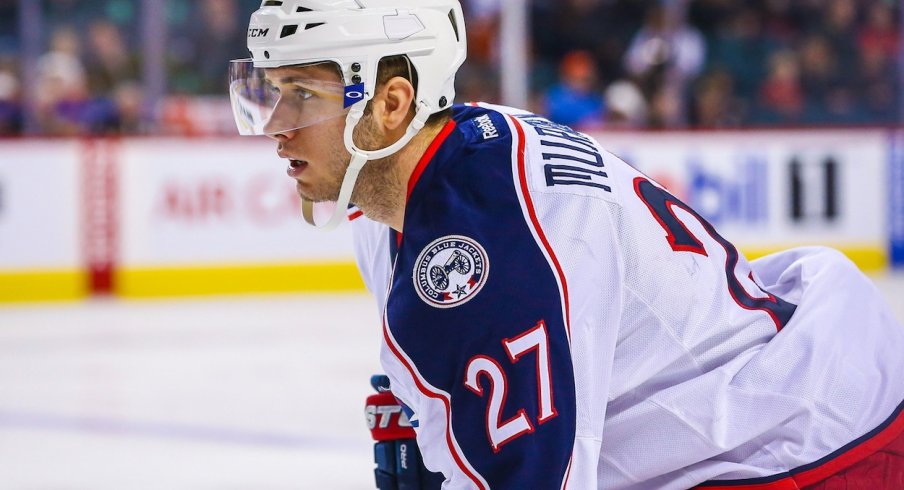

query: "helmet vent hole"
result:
(280, 25), (298, 38)
(263, 1), (283, 6)
(305, 22), (325, 30)
(296, 6), (312, 13)
(447, 9), (460, 42)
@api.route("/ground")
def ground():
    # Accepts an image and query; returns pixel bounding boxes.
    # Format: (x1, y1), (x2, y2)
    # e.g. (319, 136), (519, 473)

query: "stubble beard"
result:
(321, 114), (404, 224)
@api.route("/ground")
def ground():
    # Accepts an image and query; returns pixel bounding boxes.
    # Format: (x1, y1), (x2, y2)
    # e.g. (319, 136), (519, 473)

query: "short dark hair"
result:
(372, 55), (451, 128)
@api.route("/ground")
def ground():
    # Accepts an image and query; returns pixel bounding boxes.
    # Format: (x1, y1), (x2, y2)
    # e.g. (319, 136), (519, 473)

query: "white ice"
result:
(0, 293), (382, 490)
(0, 274), (902, 489)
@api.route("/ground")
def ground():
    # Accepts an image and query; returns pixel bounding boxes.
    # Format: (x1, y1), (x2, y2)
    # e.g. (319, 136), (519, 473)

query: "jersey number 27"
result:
(464, 321), (557, 452)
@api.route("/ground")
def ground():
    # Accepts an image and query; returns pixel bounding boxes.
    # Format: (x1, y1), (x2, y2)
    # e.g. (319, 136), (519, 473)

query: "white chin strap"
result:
(301, 101), (432, 230)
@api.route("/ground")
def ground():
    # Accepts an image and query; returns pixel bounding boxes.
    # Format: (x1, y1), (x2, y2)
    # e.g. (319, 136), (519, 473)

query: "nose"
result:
(266, 128), (299, 142)
(263, 96), (302, 141)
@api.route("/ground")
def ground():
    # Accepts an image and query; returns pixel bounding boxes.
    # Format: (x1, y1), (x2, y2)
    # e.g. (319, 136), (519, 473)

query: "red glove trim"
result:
(366, 391), (417, 441)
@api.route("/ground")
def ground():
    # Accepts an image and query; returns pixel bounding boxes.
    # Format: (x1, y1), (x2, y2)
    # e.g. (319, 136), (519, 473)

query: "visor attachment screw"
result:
(352, 75), (362, 84)
(351, 62), (361, 72)
(439, 96), (448, 107)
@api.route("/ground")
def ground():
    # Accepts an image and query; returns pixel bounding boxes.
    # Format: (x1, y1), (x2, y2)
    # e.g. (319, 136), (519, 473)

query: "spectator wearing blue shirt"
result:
(543, 50), (605, 130)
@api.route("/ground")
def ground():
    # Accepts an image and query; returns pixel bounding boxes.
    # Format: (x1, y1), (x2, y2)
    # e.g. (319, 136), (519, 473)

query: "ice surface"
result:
(0, 274), (902, 489)
(0, 294), (382, 489)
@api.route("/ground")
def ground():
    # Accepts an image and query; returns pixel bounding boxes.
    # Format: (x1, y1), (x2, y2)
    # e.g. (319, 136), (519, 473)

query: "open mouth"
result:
(287, 159), (309, 178)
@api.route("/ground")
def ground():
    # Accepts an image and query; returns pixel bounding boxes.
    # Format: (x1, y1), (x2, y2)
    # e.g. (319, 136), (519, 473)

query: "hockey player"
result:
(229, 1), (904, 488)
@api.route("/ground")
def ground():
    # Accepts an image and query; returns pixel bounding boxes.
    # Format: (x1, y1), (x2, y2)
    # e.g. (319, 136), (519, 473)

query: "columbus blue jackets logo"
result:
(413, 236), (489, 309)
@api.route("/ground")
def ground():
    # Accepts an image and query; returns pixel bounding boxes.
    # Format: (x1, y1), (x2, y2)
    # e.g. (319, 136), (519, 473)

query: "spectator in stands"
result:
(796, 34), (853, 123)
(543, 50), (605, 130)
(809, 0), (865, 125)
(7, 0), (902, 133)
(34, 26), (87, 134)
(647, 86), (684, 129)
(0, 1), (16, 55)
(110, 81), (146, 134)
(170, 0), (246, 94)
(453, 0), (500, 104)
(858, 41), (899, 124)
(462, 0), (499, 66)
(708, 7), (771, 99)
(84, 20), (140, 96)
(0, 66), (22, 135)
(34, 49), (88, 134)
(755, 50), (804, 124)
(687, 0), (737, 39)
(35, 26), (118, 135)
(603, 79), (647, 129)
(859, 2), (900, 63)
(759, 0), (799, 46)
(818, 0), (859, 75)
(691, 69), (743, 128)
(624, 4), (706, 127)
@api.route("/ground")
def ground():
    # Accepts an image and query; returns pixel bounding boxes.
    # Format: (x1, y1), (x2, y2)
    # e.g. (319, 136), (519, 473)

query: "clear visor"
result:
(228, 59), (350, 136)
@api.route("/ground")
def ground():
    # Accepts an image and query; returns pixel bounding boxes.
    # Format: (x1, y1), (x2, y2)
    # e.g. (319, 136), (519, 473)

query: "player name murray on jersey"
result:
(520, 115), (612, 193)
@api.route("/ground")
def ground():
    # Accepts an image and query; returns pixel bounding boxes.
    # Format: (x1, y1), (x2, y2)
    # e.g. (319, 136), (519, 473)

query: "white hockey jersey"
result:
(351, 103), (904, 489)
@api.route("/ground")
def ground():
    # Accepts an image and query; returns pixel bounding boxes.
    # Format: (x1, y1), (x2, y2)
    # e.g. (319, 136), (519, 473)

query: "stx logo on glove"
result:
(366, 404), (413, 430)
(366, 391), (417, 441)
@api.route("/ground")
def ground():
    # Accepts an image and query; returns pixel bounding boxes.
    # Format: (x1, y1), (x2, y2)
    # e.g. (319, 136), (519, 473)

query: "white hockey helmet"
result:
(229, 0), (468, 229)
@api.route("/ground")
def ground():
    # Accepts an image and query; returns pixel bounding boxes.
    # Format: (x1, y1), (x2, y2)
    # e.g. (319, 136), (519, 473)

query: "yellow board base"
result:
(115, 261), (366, 299)
(0, 270), (89, 303)
(741, 245), (887, 273)
(0, 245), (887, 303)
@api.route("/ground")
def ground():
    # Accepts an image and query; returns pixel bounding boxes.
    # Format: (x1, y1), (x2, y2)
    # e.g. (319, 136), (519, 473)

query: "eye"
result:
(266, 84), (281, 100)
(291, 87), (315, 100)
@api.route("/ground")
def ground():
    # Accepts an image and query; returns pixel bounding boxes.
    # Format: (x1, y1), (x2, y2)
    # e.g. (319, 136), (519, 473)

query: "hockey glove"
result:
(366, 375), (444, 490)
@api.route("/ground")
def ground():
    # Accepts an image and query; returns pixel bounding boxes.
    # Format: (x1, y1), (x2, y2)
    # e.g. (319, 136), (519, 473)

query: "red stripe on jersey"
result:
(794, 405), (904, 487)
(398, 119), (457, 247)
(382, 320), (487, 489)
(562, 455), (573, 490)
(697, 402), (904, 489)
(347, 209), (364, 221)
(698, 481), (799, 490)
(406, 119), (457, 203)
(507, 115), (572, 340)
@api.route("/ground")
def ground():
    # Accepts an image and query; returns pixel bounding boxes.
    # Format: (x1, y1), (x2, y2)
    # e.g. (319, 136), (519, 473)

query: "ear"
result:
(376, 76), (416, 131)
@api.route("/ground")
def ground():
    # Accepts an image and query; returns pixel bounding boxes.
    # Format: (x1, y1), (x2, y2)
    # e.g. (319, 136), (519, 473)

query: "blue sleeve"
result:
(385, 109), (576, 488)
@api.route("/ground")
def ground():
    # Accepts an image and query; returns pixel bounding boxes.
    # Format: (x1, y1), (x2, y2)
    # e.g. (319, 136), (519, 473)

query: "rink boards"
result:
(1, 129), (902, 301)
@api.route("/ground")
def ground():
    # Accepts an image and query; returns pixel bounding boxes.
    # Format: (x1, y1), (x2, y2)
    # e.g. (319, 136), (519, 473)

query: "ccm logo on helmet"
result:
(248, 27), (269, 38)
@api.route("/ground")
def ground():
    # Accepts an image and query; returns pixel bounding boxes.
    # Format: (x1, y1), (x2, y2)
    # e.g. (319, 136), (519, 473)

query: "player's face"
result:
(264, 64), (367, 203)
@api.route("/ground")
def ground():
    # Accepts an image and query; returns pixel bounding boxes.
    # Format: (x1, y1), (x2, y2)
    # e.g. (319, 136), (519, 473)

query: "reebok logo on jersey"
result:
(413, 236), (489, 309)
(473, 114), (499, 140)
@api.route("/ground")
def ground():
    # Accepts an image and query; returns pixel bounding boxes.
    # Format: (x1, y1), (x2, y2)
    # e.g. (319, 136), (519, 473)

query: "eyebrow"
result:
(276, 76), (313, 84)
(262, 74), (343, 98)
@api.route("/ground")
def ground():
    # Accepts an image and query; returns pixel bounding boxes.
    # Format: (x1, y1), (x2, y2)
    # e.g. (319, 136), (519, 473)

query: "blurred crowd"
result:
(0, 0), (900, 135)
(0, 0), (257, 135)
(516, 0), (902, 129)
